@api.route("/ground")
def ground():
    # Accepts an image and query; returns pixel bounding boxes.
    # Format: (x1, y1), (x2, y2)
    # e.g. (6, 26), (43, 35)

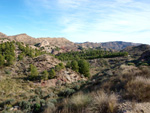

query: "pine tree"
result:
(0, 54), (5, 67)
(29, 64), (39, 80)
(71, 60), (79, 72)
(49, 69), (56, 79)
(59, 63), (65, 69)
(41, 70), (49, 80)
(78, 60), (90, 77)
(66, 61), (71, 68)
(6, 55), (15, 66)
(55, 65), (61, 72)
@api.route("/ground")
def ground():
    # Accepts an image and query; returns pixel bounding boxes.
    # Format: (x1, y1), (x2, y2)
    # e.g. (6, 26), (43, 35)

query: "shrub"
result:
(90, 91), (118, 113)
(59, 63), (65, 69)
(33, 103), (41, 112)
(49, 69), (56, 79)
(141, 63), (149, 66)
(71, 60), (79, 72)
(43, 102), (55, 113)
(58, 88), (75, 97)
(19, 100), (31, 110)
(47, 99), (57, 104)
(60, 93), (91, 113)
(127, 62), (135, 66)
(5, 55), (15, 66)
(0, 54), (5, 67)
(78, 60), (90, 77)
(18, 53), (25, 60)
(29, 64), (39, 80)
(125, 76), (150, 102)
(55, 65), (61, 72)
(73, 85), (80, 91)
(68, 93), (91, 110)
(66, 61), (71, 68)
(41, 70), (49, 80)
(5, 70), (11, 75)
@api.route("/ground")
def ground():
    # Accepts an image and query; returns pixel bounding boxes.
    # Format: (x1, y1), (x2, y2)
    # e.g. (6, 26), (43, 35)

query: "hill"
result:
(77, 41), (140, 51)
(0, 32), (141, 52)
(0, 32), (75, 48)
(122, 44), (150, 58)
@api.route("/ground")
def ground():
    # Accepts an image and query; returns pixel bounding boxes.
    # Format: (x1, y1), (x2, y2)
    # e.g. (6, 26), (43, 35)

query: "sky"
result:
(0, 0), (150, 44)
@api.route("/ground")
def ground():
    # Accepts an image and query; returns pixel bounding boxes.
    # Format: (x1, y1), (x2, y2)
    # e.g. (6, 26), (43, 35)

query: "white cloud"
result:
(24, 0), (150, 44)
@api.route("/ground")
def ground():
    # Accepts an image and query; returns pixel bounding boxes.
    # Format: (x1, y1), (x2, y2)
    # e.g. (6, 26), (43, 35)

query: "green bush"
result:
(41, 70), (49, 80)
(49, 69), (56, 79)
(55, 65), (61, 72)
(5, 70), (11, 75)
(71, 60), (79, 72)
(59, 63), (65, 69)
(58, 88), (75, 97)
(127, 62), (135, 66)
(29, 64), (39, 81)
(78, 60), (90, 77)
(0, 54), (5, 67)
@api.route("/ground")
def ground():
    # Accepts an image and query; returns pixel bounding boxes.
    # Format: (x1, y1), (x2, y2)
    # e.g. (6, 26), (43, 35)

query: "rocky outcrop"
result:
(44, 68), (86, 87)
(39, 40), (50, 47)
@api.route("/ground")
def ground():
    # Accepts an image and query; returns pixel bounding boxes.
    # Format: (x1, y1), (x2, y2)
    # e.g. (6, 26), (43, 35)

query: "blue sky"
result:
(0, 0), (150, 44)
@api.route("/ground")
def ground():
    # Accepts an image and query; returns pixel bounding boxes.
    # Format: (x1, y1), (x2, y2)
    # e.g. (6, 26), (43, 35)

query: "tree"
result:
(6, 55), (15, 66)
(59, 63), (65, 69)
(71, 60), (79, 72)
(49, 69), (56, 79)
(29, 64), (39, 80)
(0, 54), (5, 67)
(41, 70), (49, 80)
(18, 53), (25, 60)
(55, 65), (61, 72)
(66, 61), (71, 68)
(78, 60), (90, 77)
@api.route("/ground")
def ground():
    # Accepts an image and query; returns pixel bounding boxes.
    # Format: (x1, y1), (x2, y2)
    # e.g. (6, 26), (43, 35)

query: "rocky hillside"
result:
(0, 32), (142, 52)
(138, 50), (150, 63)
(77, 41), (141, 51)
(122, 44), (150, 58)
(0, 32), (75, 48)
(101, 41), (140, 50)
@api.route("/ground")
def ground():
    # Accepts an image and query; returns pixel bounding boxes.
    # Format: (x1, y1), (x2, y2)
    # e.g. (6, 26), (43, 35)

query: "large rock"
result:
(39, 40), (50, 47)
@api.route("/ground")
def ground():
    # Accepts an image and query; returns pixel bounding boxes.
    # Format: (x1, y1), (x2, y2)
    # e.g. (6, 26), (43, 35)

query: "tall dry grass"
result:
(56, 91), (119, 113)
(125, 76), (150, 102)
(90, 90), (118, 113)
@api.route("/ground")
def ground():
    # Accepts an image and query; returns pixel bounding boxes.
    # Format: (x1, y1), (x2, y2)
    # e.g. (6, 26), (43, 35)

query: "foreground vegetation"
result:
(1, 40), (150, 113)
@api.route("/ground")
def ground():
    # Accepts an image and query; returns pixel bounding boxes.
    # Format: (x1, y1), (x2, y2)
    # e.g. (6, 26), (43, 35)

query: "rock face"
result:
(45, 68), (86, 87)
(39, 40), (50, 47)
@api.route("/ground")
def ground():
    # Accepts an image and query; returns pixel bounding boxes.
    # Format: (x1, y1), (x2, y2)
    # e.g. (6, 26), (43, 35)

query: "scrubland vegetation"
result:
(0, 40), (150, 113)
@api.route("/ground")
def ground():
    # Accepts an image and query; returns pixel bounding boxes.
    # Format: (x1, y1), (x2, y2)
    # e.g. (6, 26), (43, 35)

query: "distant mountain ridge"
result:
(77, 41), (141, 50)
(0, 32), (75, 48)
(0, 32), (142, 51)
(122, 44), (150, 57)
